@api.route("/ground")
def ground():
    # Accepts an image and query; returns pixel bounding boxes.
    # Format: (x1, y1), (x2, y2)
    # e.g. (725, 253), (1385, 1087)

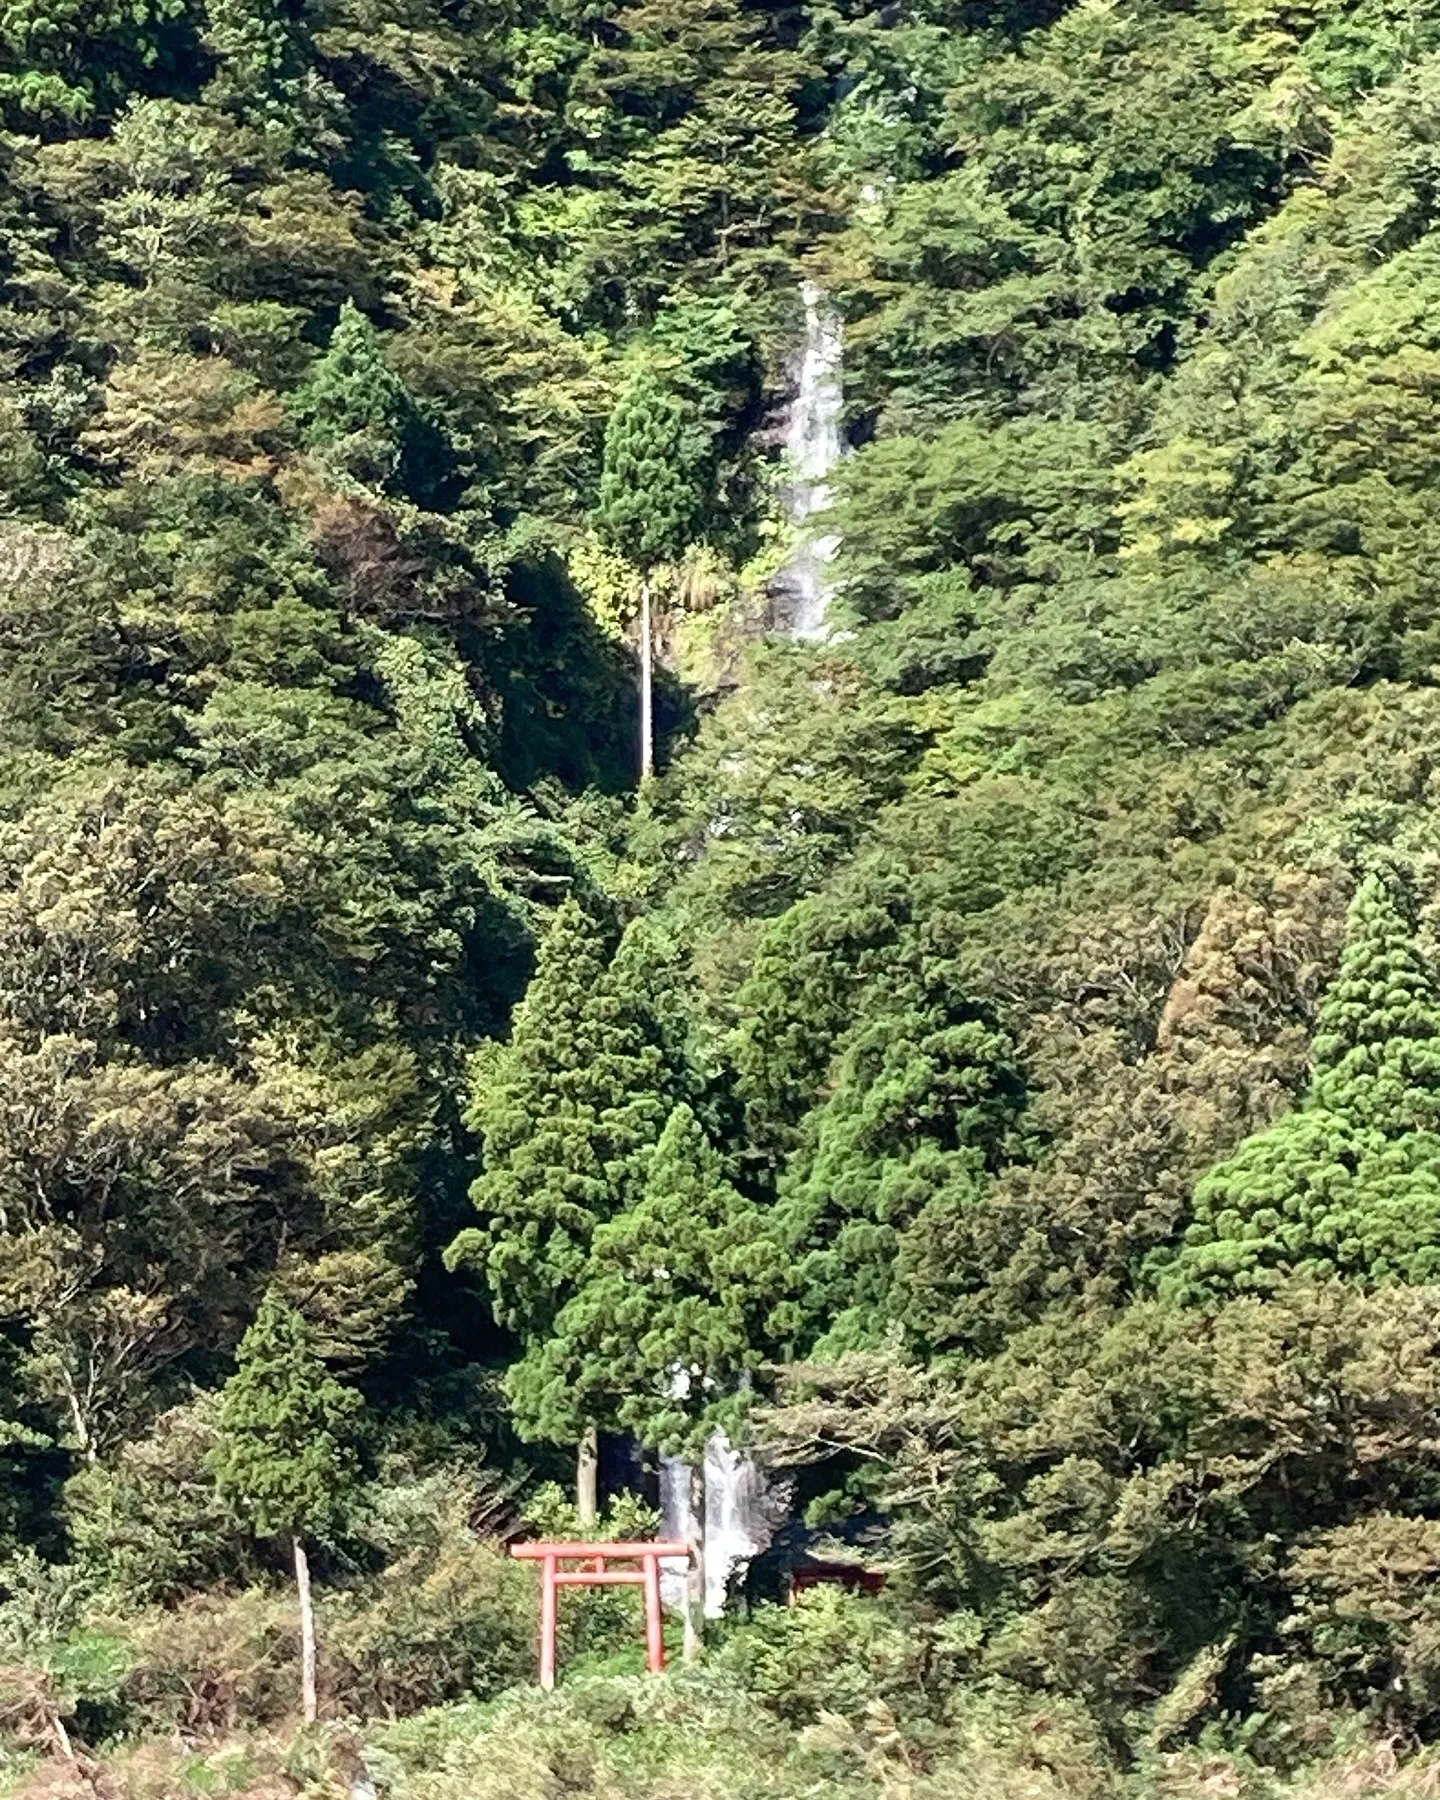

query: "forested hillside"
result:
(6, 0), (1440, 1794)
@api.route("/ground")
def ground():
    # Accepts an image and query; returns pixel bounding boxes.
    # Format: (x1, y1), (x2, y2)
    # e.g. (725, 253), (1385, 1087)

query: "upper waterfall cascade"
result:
(772, 280), (844, 640)
(658, 1432), (783, 1618)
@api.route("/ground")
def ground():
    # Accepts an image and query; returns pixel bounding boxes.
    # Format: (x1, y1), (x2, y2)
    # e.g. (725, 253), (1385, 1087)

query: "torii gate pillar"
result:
(509, 1540), (690, 1689)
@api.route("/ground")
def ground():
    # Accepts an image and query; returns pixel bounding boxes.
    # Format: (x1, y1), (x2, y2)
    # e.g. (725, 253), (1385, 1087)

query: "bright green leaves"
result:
(294, 302), (410, 484)
(0, 0), (196, 128)
(452, 898), (632, 1332)
(1161, 875), (1440, 1300)
(1308, 875), (1440, 1119)
(836, 0), (1287, 430)
(446, 895), (790, 1459)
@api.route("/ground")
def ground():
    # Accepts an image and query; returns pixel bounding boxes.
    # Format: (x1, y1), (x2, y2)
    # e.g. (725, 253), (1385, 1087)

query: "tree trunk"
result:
(50, 1710), (73, 1762)
(684, 1459), (705, 1664)
(62, 1373), (95, 1465)
(639, 574), (654, 783)
(576, 1422), (599, 1528)
(294, 1534), (317, 1725)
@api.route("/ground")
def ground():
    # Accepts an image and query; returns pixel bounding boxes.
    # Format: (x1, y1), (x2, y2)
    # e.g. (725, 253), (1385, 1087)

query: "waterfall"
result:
(658, 1432), (781, 1617)
(702, 1432), (775, 1613)
(771, 279), (844, 640)
(658, 1453), (692, 1613)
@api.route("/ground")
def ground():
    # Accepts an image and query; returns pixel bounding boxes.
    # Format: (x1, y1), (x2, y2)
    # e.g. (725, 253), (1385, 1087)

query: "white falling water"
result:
(658, 1432), (780, 1618)
(772, 279), (844, 640)
(658, 1452), (692, 1613)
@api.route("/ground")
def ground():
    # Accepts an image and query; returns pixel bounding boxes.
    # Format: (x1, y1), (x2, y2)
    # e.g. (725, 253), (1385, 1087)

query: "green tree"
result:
(0, 0), (197, 129)
(519, 1101), (782, 1656)
(526, 1100), (780, 1453)
(1160, 874), (1440, 1301)
(293, 302), (411, 487)
(565, 0), (817, 314)
(208, 1292), (363, 1723)
(772, 954), (1031, 1356)
(201, 0), (312, 132)
(596, 368), (702, 781)
(446, 900), (678, 1519)
(292, 301), (451, 503)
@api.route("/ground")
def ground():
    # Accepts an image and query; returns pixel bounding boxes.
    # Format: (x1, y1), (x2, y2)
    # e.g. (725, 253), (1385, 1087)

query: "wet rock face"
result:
(771, 281), (844, 641)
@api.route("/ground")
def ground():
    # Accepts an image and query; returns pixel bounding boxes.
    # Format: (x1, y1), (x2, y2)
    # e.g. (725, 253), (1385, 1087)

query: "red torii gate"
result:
(510, 1539), (690, 1689)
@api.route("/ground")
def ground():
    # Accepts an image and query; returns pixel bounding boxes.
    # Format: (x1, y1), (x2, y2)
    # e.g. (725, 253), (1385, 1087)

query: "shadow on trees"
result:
(491, 556), (690, 795)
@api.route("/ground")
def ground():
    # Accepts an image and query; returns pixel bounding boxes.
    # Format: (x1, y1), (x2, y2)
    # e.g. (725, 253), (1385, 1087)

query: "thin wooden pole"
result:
(540, 1552), (558, 1691)
(683, 1462), (705, 1664)
(576, 1424), (598, 1528)
(294, 1535), (317, 1724)
(639, 574), (654, 783)
(642, 1551), (664, 1675)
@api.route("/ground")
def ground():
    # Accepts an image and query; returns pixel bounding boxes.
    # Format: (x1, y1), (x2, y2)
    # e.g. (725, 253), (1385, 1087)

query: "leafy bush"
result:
(365, 1671), (884, 1800)
(64, 1397), (257, 1606)
(116, 1588), (299, 1735)
(0, 1550), (131, 1752)
(108, 1466), (539, 1731)
(323, 1534), (535, 1715)
(714, 1588), (921, 1726)
(1266, 1515), (1440, 1737)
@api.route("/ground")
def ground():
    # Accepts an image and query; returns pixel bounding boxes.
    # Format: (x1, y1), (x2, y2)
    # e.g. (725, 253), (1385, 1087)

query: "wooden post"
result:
(294, 1535), (317, 1724)
(576, 1424), (598, 1528)
(639, 574), (653, 783)
(540, 1552), (558, 1691)
(642, 1550), (664, 1675)
(683, 1462), (705, 1664)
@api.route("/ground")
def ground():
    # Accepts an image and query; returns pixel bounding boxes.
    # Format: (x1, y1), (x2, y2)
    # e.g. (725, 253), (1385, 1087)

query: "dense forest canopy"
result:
(6, 0), (1440, 1792)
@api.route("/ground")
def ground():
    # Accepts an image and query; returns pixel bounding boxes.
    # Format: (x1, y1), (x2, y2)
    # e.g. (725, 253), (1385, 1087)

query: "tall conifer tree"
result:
(1162, 873), (1440, 1300)
(532, 1101), (779, 1454)
(596, 370), (701, 782)
(446, 901), (677, 1519)
(292, 302), (452, 502)
(209, 1293), (362, 1724)
(520, 1100), (781, 1656)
